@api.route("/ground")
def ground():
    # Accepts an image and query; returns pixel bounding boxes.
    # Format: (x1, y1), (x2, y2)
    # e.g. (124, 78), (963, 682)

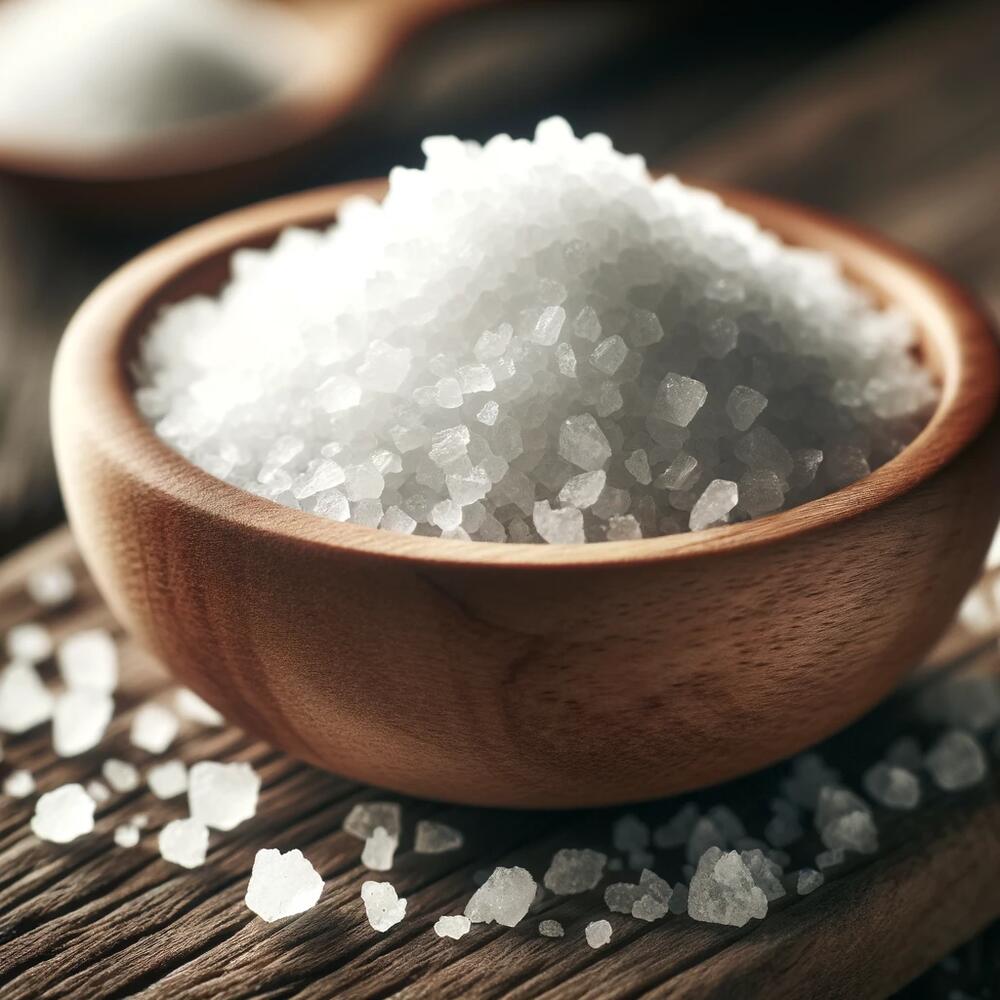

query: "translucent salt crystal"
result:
(362, 880), (406, 931)
(783, 753), (840, 809)
(628, 309), (664, 347)
(430, 499), (463, 532)
(414, 819), (463, 854)
(820, 810), (878, 854)
(32, 784), (96, 842)
(27, 564), (75, 606)
(824, 444), (871, 488)
(558, 470), (606, 509)
(6, 622), (53, 663)
(357, 341), (411, 392)
(159, 818), (209, 869)
(4, 769), (35, 798)
(86, 779), (110, 803)
(114, 823), (141, 848)
(632, 869), (672, 920)
(739, 469), (785, 517)
(815, 786), (870, 828)
(0, 662), (54, 732)
(351, 499), (384, 528)
(148, 760), (188, 799)
(624, 449), (652, 485)
(603, 515), (639, 541)
(707, 805), (745, 842)
(343, 463), (384, 501)
(686, 816), (726, 865)
(613, 813), (650, 852)
(476, 400), (500, 425)
(531, 306), (566, 346)
(381, 506), (417, 535)
(246, 848), (324, 921)
(543, 848), (607, 894)
(689, 480), (738, 531)
(957, 588), (995, 635)
(797, 868), (824, 895)
(863, 762), (920, 809)
(433, 377), (464, 409)
(734, 426), (794, 479)
(740, 849), (785, 901)
(533, 501), (584, 544)
(919, 675), (1000, 734)
(539, 918), (564, 938)
(726, 386), (768, 431)
(653, 803), (699, 849)
(175, 687), (224, 726)
(558, 414), (612, 471)
(314, 490), (350, 521)
(446, 467), (491, 506)
(362, 826), (398, 871)
(789, 448), (824, 489)
(556, 342), (577, 377)
(457, 364), (496, 394)
(292, 460), (345, 499)
(925, 730), (987, 791)
(585, 919), (612, 948)
(465, 866), (536, 927)
(102, 758), (140, 792)
(687, 848), (767, 927)
(605, 881), (646, 913)
(656, 453), (698, 492)
(474, 325), (512, 360)
(590, 335), (628, 375)
(344, 801), (401, 840)
(429, 914), (470, 941)
(652, 373), (707, 427)
(633, 893), (669, 922)
(573, 305), (602, 342)
(317, 375), (361, 413)
(702, 316), (739, 358)
(57, 628), (118, 692)
(429, 425), (471, 466)
(815, 848), (846, 871)
(53, 689), (114, 757)
(188, 760), (260, 831)
(130, 703), (179, 754)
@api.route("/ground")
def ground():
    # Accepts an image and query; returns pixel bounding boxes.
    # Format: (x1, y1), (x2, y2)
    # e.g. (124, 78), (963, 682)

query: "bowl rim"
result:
(53, 177), (1000, 571)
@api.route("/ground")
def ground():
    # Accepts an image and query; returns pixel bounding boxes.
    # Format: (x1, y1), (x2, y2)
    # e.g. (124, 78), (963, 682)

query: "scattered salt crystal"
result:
(919, 675), (1000, 734)
(188, 760), (260, 830)
(31, 783), (95, 843)
(465, 866), (536, 927)
(653, 373), (707, 427)
(362, 880), (406, 932)
(4, 769), (35, 797)
(245, 848), (323, 921)
(159, 818), (209, 869)
(797, 868), (824, 895)
(114, 823), (141, 848)
(686, 816), (726, 865)
(687, 848), (767, 927)
(174, 687), (224, 726)
(59, 628), (118, 693)
(86, 780), (110, 803)
(130, 703), (179, 754)
(820, 811), (878, 854)
(539, 918), (564, 938)
(26, 563), (75, 607)
(783, 754), (841, 809)
(925, 730), (988, 791)
(434, 915), (471, 940)
(863, 762), (920, 809)
(653, 803), (700, 849)
(740, 849), (785, 901)
(815, 786), (871, 830)
(53, 689), (114, 757)
(590, 335), (628, 375)
(0, 661), (54, 732)
(361, 826), (398, 871)
(605, 882), (646, 913)
(132, 813), (149, 828)
(414, 819), (463, 854)
(726, 386), (768, 431)
(688, 480), (738, 531)
(543, 848), (607, 894)
(148, 760), (188, 799)
(6, 622), (53, 663)
(102, 758), (141, 793)
(344, 801), (401, 840)
(558, 470), (606, 509)
(585, 919), (612, 948)
(533, 501), (585, 544)
(558, 415), (612, 472)
(624, 449), (652, 486)
(815, 848), (846, 871)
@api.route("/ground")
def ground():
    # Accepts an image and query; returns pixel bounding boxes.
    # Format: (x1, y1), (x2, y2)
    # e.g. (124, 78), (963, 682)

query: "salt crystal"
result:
(344, 801), (401, 840)
(607, 515), (642, 540)
(605, 882), (647, 913)
(585, 919), (612, 948)
(362, 880), (407, 931)
(815, 786), (871, 830)
(624, 449), (652, 485)
(56, 628), (118, 693)
(531, 306), (566, 346)
(102, 758), (140, 793)
(815, 848), (846, 871)
(558, 415), (612, 471)
(114, 823), (141, 848)
(726, 386), (768, 431)
(863, 762), (920, 809)
(653, 803), (700, 849)
(689, 479), (738, 531)
(361, 826), (398, 871)
(820, 810), (878, 854)
(543, 848), (607, 895)
(465, 866), (536, 927)
(188, 760), (260, 830)
(159, 818), (209, 869)
(0, 662), (54, 732)
(925, 730), (988, 791)
(31, 783), (95, 843)
(558, 470), (606, 509)
(687, 848), (767, 927)
(245, 848), (324, 921)
(652, 373), (707, 427)
(130, 703), (179, 754)
(53, 689), (114, 757)
(26, 564), (75, 606)
(590, 335), (628, 375)
(783, 754), (841, 809)
(573, 305), (602, 342)
(434, 915), (471, 940)
(174, 688), (224, 726)
(686, 816), (726, 865)
(656, 453), (699, 492)
(797, 868), (824, 895)
(533, 501), (585, 545)
(4, 769), (35, 797)
(86, 780), (110, 803)
(6, 622), (53, 663)
(740, 849), (785, 901)
(148, 760), (188, 799)
(414, 819), (463, 854)
(539, 918), (564, 938)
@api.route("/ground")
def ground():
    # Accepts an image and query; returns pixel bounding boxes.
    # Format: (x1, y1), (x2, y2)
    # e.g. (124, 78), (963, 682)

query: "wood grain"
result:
(0, 526), (998, 999)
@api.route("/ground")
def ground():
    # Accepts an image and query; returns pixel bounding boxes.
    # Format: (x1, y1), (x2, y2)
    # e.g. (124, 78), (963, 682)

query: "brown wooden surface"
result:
(1, 527), (999, 999)
(50, 175), (1000, 808)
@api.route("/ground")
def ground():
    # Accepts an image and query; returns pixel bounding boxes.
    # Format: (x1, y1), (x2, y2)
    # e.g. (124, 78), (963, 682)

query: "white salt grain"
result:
(414, 819), (464, 854)
(585, 919), (612, 948)
(0, 662), (54, 732)
(6, 622), (53, 663)
(31, 783), (95, 843)
(4, 768), (35, 798)
(863, 762), (921, 809)
(188, 760), (260, 830)
(797, 868), (824, 895)
(86, 780), (110, 803)
(558, 470), (606, 509)
(687, 848), (767, 927)
(53, 689), (114, 757)
(465, 866), (536, 927)
(159, 818), (209, 869)
(361, 826), (398, 871)
(689, 480), (738, 532)
(362, 881), (406, 932)
(174, 688), (225, 726)
(726, 385), (768, 431)
(114, 823), (141, 848)
(434, 915), (471, 940)
(57, 629), (118, 693)
(539, 918), (564, 938)
(344, 801), (401, 841)
(130, 703), (179, 754)
(245, 848), (324, 921)
(533, 501), (585, 544)
(26, 564), (75, 606)
(543, 848), (607, 895)
(148, 760), (189, 799)
(102, 758), (141, 793)
(925, 730), (988, 791)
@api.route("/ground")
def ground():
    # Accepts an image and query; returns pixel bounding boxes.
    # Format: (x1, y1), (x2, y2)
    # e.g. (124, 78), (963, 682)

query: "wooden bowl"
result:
(51, 179), (1000, 808)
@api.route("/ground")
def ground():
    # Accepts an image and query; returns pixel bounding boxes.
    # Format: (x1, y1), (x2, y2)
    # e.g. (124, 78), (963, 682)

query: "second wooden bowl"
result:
(51, 180), (1000, 807)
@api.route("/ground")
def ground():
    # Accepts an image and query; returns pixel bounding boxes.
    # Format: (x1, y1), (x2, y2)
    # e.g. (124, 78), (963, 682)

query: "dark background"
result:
(0, 1), (997, 992)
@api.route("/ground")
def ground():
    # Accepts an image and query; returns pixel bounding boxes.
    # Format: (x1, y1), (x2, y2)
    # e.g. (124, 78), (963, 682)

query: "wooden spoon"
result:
(51, 180), (1000, 808)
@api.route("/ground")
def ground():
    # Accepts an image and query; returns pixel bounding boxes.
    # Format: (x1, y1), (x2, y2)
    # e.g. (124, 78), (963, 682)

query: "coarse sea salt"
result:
(102, 758), (141, 793)
(188, 760), (260, 831)
(31, 783), (96, 843)
(0, 662), (54, 733)
(245, 848), (324, 921)
(52, 689), (114, 757)
(414, 819), (464, 854)
(361, 880), (406, 932)
(148, 760), (189, 799)
(434, 915), (471, 940)
(58, 629), (118, 693)
(6, 622), (53, 663)
(465, 866), (536, 927)
(159, 817), (209, 868)
(174, 687), (225, 726)
(585, 919), (612, 948)
(114, 823), (141, 848)
(4, 769), (35, 798)
(130, 703), (179, 754)
(26, 563), (75, 607)
(137, 119), (935, 544)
